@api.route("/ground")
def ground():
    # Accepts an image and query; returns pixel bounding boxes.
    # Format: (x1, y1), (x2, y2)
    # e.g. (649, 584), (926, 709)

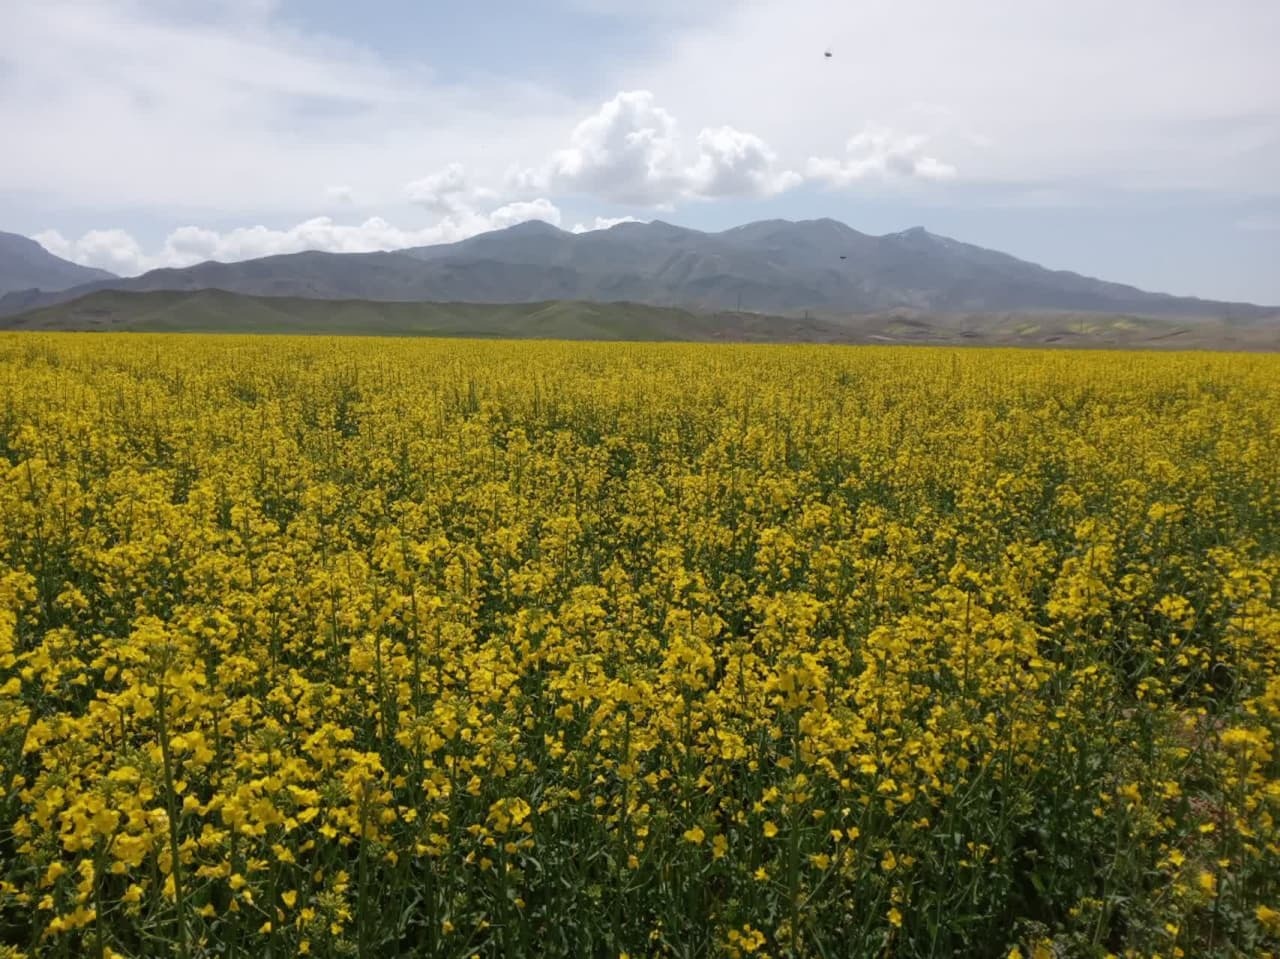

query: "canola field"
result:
(0, 334), (1278, 959)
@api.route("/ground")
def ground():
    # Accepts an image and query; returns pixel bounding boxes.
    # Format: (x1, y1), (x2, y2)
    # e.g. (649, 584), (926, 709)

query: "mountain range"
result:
(0, 218), (1274, 321)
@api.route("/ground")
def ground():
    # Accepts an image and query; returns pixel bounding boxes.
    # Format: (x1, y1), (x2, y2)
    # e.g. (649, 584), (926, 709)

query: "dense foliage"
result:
(1, 334), (1278, 958)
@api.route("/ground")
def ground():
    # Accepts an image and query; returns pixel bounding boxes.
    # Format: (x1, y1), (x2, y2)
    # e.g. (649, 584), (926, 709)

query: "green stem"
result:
(156, 669), (191, 959)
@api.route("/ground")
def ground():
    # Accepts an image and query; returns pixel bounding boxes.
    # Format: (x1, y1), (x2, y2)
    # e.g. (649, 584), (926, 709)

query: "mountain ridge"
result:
(1, 219), (1273, 320)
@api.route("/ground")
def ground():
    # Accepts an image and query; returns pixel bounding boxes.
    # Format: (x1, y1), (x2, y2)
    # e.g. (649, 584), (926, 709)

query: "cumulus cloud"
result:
(483, 199), (561, 231)
(32, 231), (69, 259)
(806, 128), (957, 186)
(685, 126), (803, 198)
(513, 91), (802, 207)
(35, 229), (150, 276)
(524, 91), (684, 204)
(37, 199), (565, 276)
(405, 163), (471, 213)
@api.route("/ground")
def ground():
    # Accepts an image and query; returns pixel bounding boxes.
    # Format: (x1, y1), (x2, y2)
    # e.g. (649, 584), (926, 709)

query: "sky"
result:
(2, 0), (1278, 303)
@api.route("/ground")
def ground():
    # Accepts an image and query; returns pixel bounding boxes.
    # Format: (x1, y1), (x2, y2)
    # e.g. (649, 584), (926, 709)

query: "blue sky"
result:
(2, 0), (1278, 303)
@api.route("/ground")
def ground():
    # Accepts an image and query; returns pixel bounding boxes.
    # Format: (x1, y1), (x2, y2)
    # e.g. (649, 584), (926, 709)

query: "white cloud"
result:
(405, 164), (470, 213)
(484, 199), (561, 231)
(529, 91), (685, 204)
(37, 199), (565, 276)
(570, 216), (645, 234)
(0, 0), (1274, 248)
(31, 230), (71, 260)
(806, 127), (957, 186)
(912, 157), (958, 181)
(623, 0), (1280, 195)
(35, 228), (149, 276)
(0, 0), (574, 215)
(685, 127), (803, 197)
(513, 90), (802, 206)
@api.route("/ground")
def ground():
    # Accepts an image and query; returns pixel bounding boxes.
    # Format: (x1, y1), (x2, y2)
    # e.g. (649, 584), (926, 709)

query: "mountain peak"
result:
(642, 219), (702, 236)
(499, 219), (566, 237)
(884, 226), (967, 249)
(805, 217), (855, 230)
(719, 217), (868, 242)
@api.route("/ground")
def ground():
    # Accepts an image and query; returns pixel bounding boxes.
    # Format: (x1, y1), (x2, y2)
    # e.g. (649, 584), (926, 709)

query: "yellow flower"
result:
(4, 333), (1279, 956)
(1197, 871), (1217, 896)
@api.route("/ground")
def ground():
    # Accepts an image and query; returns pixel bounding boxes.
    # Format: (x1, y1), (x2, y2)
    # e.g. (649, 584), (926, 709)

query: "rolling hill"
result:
(6, 288), (1277, 351)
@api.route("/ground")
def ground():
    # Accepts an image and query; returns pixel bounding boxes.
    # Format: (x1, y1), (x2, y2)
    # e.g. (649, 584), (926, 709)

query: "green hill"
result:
(0, 289), (856, 342)
(0, 289), (715, 339)
(3, 288), (1277, 351)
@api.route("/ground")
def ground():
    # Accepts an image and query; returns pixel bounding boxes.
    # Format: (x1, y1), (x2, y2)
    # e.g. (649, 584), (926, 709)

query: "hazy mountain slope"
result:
(0, 231), (116, 295)
(2, 219), (1273, 320)
(0, 288), (842, 341)
(6, 289), (1277, 351)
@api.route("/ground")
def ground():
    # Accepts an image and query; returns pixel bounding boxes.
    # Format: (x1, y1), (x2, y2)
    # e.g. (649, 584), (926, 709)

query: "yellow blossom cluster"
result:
(0, 334), (1278, 958)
